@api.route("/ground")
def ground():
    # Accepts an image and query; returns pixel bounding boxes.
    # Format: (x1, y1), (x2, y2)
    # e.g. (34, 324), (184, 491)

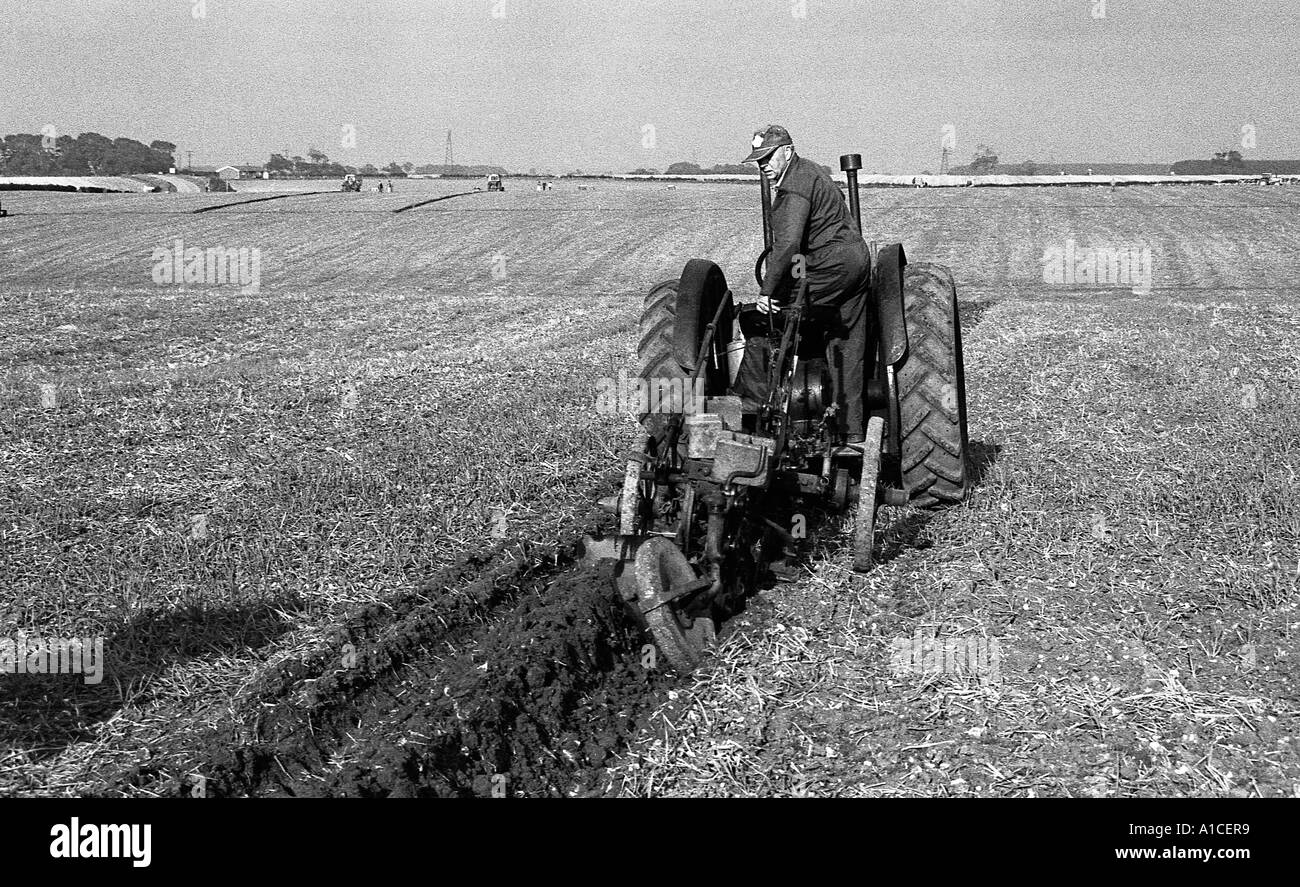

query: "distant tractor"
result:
(341, 174), (363, 193)
(0, 202), (7, 218)
(486, 174), (505, 192)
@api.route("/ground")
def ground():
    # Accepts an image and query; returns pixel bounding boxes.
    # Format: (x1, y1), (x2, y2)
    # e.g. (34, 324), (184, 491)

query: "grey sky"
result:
(3, 0), (1297, 172)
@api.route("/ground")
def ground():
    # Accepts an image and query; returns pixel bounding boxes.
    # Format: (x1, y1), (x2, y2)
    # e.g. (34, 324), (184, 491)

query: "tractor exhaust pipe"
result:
(759, 174), (774, 251)
(840, 153), (863, 235)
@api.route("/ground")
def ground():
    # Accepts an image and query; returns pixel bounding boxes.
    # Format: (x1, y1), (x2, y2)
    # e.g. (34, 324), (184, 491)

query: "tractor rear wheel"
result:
(897, 263), (970, 508)
(637, 260), (733, 441)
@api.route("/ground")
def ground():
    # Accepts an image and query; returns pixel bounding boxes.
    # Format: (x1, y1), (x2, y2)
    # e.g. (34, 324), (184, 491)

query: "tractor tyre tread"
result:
(636, 263), (732, 441)
(897, 262), (971, 509)
(638, 279), (688, 441)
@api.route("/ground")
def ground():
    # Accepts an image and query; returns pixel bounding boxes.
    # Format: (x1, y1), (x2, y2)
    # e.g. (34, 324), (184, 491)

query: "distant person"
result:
(735, 124), (871, 446)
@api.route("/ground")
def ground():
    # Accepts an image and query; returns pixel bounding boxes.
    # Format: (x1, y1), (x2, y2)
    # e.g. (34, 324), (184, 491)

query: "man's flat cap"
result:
(743, 124), (794, 163)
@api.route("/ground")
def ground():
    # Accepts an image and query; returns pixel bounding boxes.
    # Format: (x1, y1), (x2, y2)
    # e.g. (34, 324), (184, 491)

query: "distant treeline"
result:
(949, 161), (1174, 176)
(628, 159), (833, 177)
(265, 153), (406, 178)
(948, 159), (1300, 177)
(411, 164), (509, 177)
(1170, 158), (1300, 175)
(949, 147), (1300, 178)
(262, 151), (508, 178)
(0, 132), (175, 175)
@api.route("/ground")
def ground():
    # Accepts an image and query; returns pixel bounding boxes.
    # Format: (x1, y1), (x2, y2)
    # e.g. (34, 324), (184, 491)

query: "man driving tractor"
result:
(733, 124), (872, 446)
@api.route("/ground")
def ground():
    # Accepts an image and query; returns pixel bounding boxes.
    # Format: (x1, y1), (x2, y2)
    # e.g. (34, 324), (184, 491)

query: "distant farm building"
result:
(192, 164), (266, 180)
(217, 164), (266, 180)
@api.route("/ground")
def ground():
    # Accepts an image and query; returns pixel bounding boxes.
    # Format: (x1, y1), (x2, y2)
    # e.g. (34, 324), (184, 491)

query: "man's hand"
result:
(754, 295), (782, 314)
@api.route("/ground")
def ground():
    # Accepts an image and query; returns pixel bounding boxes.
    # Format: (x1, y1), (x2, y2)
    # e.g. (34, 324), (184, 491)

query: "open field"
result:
(1, 182), (1298, 796)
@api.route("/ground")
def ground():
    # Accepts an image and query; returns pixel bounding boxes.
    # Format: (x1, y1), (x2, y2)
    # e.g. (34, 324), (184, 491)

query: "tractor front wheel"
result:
(853, 415), (886, 572)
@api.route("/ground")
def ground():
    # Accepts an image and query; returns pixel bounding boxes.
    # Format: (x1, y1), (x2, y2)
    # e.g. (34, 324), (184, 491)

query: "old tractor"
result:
(486, 174), (506, 192)
(584, 153), (971, 672)
(341, 174), (363, 193)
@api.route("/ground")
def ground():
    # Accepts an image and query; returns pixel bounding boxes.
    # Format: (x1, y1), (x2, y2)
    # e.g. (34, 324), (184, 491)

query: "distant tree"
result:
(382, 162), (407, 177)
(266, 153), (295, 174)
(970, 144), (999, 174)
(628, 167), (660, 175)
(74, 132), (114, 174)
(99, 137), (168, 174)
(400, 162), (414, 173)
(149, 140), (177, 156)
(0, 134), (58, 174)
(360, 163), (380, 175)
(665, 161), (703, 175)
(1007, 158), (1038, 176)
(1211, 149), (1246, 169)
(307, 147), (328, 165)
(705, 163), (754, 175)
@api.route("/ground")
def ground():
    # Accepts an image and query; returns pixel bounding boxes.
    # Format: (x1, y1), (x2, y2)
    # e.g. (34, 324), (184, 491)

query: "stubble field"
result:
(1, 181), (1297, 796)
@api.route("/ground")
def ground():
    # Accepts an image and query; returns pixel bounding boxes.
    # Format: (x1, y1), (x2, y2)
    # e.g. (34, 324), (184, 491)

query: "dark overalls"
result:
(732, 155), (871, 439)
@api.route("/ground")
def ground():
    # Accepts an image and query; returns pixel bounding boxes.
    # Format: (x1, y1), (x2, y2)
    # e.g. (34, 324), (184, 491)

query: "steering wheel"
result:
(753, 247), (771, 287)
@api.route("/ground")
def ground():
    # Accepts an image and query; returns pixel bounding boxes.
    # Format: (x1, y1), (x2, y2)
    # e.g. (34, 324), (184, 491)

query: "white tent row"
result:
(844, 173), (1299, 188)
(132, 174), (205, 193)
(604, 172), (1299, 188)
(612, 173), (760, 182)
(0, 175), (159, 193)
(0, 174), (212, 193)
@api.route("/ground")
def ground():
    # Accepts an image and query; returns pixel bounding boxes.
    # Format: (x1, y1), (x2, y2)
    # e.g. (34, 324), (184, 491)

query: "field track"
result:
(192, 190), (333, 213)
(2, 183), (1298, 796)
(392, 189), (486, 213)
